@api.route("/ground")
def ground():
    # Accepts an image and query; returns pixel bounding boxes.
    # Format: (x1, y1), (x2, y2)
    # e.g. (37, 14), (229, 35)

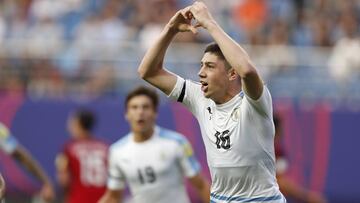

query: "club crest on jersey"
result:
(231, 107), (241, 121)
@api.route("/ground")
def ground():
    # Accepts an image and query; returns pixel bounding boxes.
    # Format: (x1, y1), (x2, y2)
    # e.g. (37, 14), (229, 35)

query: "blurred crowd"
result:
(0, 0), (359, 99)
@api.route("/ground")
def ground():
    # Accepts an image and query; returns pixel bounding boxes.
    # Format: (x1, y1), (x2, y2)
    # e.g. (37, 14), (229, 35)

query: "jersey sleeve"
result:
(243, 85), (273, 118)
(107, 148), (126, 190)
(176, 138), (201, 178)
(167, 76), (204, 117)
(0, 123), (18, 154)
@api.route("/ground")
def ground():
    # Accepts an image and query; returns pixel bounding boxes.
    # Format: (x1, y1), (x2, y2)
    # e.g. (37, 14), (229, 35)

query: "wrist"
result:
(164, 24), (179, 36)
(204, 20), (217, 32)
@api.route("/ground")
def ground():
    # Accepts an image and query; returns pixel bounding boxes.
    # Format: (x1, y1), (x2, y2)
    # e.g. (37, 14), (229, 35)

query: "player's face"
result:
(126, 95), (157, 134)
(67, 117), (82, 139)
(198, 53), (230, 101)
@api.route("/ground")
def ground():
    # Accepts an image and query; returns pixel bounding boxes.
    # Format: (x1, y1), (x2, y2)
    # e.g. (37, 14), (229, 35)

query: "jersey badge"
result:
(231, 107), (241, 122)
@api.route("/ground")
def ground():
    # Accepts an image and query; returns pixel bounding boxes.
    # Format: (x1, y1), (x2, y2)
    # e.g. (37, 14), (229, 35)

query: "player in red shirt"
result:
(274, 114), (326, 203)
(55, 109), (108, 203)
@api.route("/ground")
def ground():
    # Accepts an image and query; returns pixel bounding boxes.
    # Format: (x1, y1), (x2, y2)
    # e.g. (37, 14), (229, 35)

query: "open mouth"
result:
(137, 119), (145, 125)
(200, 81), (208, 92)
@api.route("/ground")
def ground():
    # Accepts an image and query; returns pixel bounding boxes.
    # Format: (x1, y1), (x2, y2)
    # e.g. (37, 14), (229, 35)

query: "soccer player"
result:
(0, 174), (4, 201)
(55, 109), (108, 203)
(0, 122), (55, 202)
(274, 115), (326, 203)
(138, 2), (286, 202)
(98, 86), (210, 203)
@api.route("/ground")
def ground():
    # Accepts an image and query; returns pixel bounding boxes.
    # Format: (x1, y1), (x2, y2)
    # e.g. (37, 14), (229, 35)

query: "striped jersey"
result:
(107, 126), (201, 203)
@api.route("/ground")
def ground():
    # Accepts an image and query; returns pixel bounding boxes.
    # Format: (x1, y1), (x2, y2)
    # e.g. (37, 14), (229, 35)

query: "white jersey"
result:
(107, 126), (200, 203)
(168, 76), (286, 203)
(0, 123), (18, 154)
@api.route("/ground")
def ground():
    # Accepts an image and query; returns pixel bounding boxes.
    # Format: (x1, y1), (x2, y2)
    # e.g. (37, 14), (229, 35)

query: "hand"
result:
(39, 183), (55, 203)
(166, 8), (198, 34)
(189, 1), (215, 30)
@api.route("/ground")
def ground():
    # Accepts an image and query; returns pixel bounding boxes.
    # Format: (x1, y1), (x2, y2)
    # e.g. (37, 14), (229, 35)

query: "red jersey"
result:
(63, 138), (108, 203)
(275, 138), (285, 159)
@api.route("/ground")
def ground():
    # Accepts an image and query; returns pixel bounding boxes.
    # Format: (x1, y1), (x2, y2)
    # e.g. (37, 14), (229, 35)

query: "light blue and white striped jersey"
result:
(107, 126), (200, 203)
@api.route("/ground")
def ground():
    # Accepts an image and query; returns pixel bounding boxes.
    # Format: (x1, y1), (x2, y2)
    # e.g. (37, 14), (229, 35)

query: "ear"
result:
(154, 112), (158, 119)
(228, 68), (238, 81)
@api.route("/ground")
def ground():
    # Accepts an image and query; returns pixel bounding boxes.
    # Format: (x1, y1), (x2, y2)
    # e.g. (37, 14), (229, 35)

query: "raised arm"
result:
(12, 145), (55, 202)
(138, 9), (197, 95)
(189, 2), (263, 100)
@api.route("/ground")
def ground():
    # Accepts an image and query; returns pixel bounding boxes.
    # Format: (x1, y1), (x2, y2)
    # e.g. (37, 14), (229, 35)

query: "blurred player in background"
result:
(138, 1), (285, 202)
(274, 115), (327, 203)
(0, 122), (55, 202)
(99, 86), (210, 203)
(55, 110), (108, 203)
(0, 174), (4, 202)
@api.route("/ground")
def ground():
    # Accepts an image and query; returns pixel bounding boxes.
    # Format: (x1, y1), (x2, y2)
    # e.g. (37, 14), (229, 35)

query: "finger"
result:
(187, 25), (198, 34)
(179, 24), (198, 34)
(194, 22), (203, 28)
(181, 6), (193, 20)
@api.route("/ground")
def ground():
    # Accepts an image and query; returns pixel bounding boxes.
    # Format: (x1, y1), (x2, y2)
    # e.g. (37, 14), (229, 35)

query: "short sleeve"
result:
(0, 123), (18, 154)
(177, 139), (201, 178)
(244, 85), (273, 118)
(167, 76), (186, 102)
(107, 149), (126, 190)
(168, 76), (204, 116)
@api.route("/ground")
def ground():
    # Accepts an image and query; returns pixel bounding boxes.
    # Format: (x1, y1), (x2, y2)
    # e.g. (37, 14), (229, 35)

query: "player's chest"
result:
(199, 105), (243, 150)
(119, 145), (177, 184)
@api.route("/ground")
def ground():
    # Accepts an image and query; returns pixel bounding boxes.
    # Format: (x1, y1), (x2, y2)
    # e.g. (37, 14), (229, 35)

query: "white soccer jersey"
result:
(168, 76), (286, 203)
(0, 123), (18, 154)
(107, 126), (201, 203)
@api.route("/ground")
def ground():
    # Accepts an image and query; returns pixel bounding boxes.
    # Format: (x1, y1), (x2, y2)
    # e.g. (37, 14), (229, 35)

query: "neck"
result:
(133, 127), (154, 142)
(76, 132), (91, 140)
(214, 83), (242, 104)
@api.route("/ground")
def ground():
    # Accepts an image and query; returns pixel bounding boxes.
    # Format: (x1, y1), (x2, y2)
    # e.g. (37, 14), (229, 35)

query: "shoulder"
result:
(186, 79), (201, 91)
(92, 137), (110, 148)
(158, 127), (188, 145)
(110, 134), (131, 152)
(243, 85), (272, 106)
(187, 79), (201, 86)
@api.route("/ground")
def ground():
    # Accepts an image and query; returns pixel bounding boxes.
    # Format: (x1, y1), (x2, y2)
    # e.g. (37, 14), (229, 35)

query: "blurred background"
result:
(0, 0), (359, 202)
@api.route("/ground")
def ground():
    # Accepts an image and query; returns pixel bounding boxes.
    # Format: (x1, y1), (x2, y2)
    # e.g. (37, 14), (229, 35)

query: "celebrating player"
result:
(56, 110), (108, 203)
(0, 122), (55, 202)
(99, 86), (210, 203)
(138, 2), (285, 202)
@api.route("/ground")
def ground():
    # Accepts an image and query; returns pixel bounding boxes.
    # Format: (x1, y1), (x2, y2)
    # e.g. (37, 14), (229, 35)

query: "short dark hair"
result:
(73, 109), (96, 131)
(125, 86), (159, 111)
(204, 42), (231, 69)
